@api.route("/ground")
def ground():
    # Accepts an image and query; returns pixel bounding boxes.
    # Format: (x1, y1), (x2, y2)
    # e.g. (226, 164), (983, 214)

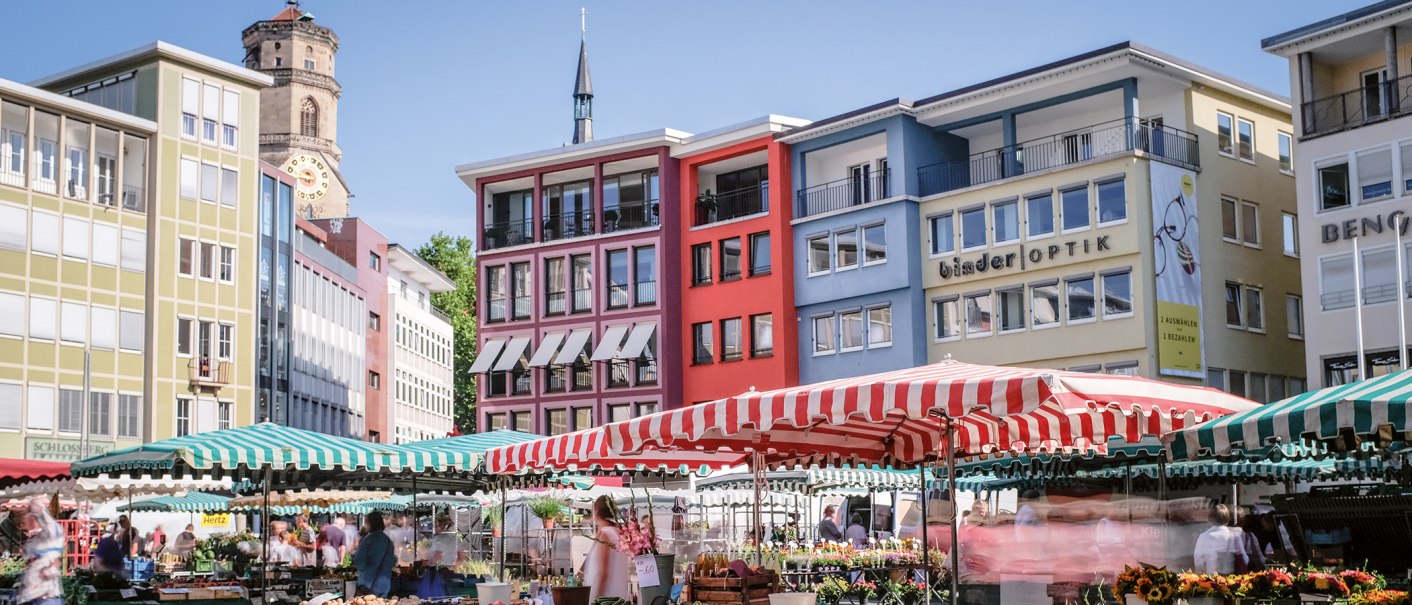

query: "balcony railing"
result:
(635, 280), (657, 305)
(603, 200), (658, 233)
(1302, 74), (1412, 138)
(607, 284), (630, 309)
(917, 118), (1199, 197)
(483, 217), (534, 250)
(696, 183), (769, 225)
(796, 169), (890, 218)
(543, 209), (595, 242)
(572, 288), (591, 312)
(636, 359), (658, 385)
(512, 295), (530, 320)
(189, 358), (232, 386)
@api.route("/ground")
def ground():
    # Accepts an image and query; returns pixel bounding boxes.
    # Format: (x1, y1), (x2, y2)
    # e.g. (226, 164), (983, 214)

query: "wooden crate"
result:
(691, 573), (778, 605)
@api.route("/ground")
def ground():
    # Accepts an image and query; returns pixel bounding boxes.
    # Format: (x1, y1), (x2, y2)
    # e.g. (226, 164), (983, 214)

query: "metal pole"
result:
(411, 475), (418, 567)
(262, 468), (271, 603)
(1354, 237), (1367, 380)
(918, 464), (929, 604)
(498, 486), (507, 582)
(946, 428), (959, 605)
(80, 349), (91, 459)
(751, 452), (763, 564)
(1398, 220), (1408, 370)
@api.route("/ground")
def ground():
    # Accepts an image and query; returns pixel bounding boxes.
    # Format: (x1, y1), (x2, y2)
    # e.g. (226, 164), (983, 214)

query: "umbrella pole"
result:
(412, 475), (418, 567)
(262, 468), (271, 603)
(947, 433), (959, 605)
(498, 486), (507, 582)
(918, 463), (929, 604)
(751, 451), (763, 565)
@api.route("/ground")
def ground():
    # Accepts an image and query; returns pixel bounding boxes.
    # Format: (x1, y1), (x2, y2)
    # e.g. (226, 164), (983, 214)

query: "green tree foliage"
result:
(416, 233), (477, 432)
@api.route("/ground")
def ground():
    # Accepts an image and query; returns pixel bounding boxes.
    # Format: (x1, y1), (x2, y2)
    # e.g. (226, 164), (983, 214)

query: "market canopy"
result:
(1167, 369), (1412, 460)
(485, 425), (749, 477)
(0, 458), (70, 490)
(604, 360), (1259, 467)
(120, 492), (413, 515)
(695, 465), (922, 494)
(1, 476), (233, 500)
(119, 491), (233, 513)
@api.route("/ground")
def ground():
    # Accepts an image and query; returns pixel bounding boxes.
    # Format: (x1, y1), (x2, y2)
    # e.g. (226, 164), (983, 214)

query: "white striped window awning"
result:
(616, 322), (656, 360)
(553, 328), (594, 365)
(527, 331), (567, 367)
(590, 325), (631, 361)
(492, 336), (533, 372)
(467, 337), (507, 374)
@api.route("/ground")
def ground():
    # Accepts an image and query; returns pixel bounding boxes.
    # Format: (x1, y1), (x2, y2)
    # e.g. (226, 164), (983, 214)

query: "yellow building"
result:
(912, 43), (1305, 401)
(2, 43), (273, 453)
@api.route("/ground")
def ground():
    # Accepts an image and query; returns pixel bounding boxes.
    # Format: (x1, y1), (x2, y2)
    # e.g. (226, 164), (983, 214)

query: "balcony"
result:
(696, 184), (769, 226)
(795, 168), (891, 218)
(542, 209), (595, 242)
(189, 359), (232, 387)
(1301, 75), (1412, 139)
(636, 359), (658, 385)
(603, 200), (659, 233)
(917, 119), (1199, 197)
(635, 280), (657, 305)
(483, 217), (534, 250)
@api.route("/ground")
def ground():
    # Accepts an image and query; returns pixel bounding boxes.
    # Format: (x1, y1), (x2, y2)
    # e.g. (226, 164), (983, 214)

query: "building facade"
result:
(243, 4), (351, 219)
(1264, 0), (1412, 388)
(255, 162), (295, 425)
(676, 117), (806, 405)
(32, 43), (271, 442)
(0, 78), (156, 460)
(290, 218), (367, 437)
(385, 245), (455, 443)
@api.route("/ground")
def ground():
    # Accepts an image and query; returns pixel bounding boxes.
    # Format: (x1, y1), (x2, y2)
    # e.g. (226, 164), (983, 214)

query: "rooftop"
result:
(1262, 0), (1412, 51)
(0, 77), (157, 133)
(455, 128), (689, 184)
(387, 244), (455, 293)
(29, 40), (274, 90)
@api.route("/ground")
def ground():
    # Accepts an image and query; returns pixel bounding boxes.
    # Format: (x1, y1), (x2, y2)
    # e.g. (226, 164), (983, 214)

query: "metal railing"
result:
(636, 359), (658, 385)
(603, 200), (658, 233)
(188, 359), (232, 385)
(572, 288), (592, 312)
(542, 209), (596, 241)
(121, 185), (145, 212)
(796, 169), (890, 218)
(546, 291), (566, 315)
(607, 284), (630, 309)
(696, 183), (769, 225)
(483, 217), (534, 250)
(1302, 74), (1412, 138)
(635, 280), (657, 305)
(512, 295), (531, 320)
(608, 360), (632, 388)
(917, 118), (1199, 197)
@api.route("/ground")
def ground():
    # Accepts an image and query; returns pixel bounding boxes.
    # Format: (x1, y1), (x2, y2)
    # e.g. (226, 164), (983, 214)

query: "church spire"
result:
(572, 8), (593, 144)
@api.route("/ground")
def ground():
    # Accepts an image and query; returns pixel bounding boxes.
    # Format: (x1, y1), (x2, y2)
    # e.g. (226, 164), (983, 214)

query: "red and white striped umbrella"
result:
(485, 424), (748, 476)
(604, 361), (1260, 467)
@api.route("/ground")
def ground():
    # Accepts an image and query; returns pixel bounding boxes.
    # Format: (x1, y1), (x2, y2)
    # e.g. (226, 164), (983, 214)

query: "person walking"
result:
(173, 525), (197, 557)
(18, 500), (65, 605)
(845, 514), (868, 548)
(147, 526), (167, 556)
(817, 505), (844, 543)
(354, 513), (397, 597)
(1193, 504), (1240, 574)
(582, 496), (629, 601)
(93, 526), (125, 574)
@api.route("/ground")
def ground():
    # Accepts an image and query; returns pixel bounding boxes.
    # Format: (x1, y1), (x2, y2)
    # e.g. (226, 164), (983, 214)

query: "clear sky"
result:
(0, 0), (1371, 247)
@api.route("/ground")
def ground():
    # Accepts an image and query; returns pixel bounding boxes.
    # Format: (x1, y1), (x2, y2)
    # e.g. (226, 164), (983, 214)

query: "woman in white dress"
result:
(583, 496), (630, 601)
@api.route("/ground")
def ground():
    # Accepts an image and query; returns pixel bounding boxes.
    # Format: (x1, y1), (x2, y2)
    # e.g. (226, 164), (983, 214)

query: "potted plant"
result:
(769, 580), (818, 605)
(481, 505), (504, 538)
(850, 579), (878, 605)
(1112, 564), (1177, 605)
(1174, 572), (1232, 605)
(529, 495), (566, 529)
(884, 578), (928, 605)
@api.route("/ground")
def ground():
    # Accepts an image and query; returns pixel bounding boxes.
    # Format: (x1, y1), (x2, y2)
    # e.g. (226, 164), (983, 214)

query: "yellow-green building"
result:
(0, 43), (272, 457)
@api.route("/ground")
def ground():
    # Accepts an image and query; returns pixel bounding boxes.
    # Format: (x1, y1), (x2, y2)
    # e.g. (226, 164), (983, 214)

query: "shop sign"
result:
(1320, 211), (1410, 243)
(201, 513), (231, 527)
(1150, 164), (1205, 378)
(24, 437), (113, 462)
(936, 236), (1112, 280)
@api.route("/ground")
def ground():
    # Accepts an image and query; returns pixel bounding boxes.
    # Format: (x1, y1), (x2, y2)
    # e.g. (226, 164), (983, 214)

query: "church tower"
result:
(572, 10), (593, 145)
(242, 1), (351, 218)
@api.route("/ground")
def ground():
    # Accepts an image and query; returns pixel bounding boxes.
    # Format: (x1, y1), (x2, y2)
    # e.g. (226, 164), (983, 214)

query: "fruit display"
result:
(299, 596), (476, 605)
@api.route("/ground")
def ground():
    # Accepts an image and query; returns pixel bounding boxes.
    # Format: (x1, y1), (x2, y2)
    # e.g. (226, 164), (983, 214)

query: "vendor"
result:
(424, 514), (460, 568)
(290, 515), (318, 567)
(818, 506), (844, 543)
(318, 518), (346, 568)
(354, 512), (396, 597)
(93, 525), (125, 575)
(173, 525), (197, 557)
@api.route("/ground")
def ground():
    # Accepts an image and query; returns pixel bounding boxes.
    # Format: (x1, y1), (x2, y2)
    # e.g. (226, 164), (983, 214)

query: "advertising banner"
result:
(1150, 163), (1204, 378)
(201, 513), (232, 527)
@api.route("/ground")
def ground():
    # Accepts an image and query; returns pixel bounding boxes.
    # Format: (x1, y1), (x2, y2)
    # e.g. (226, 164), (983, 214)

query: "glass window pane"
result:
(1097, 180), (1126, 223)
(863, 224), (886, 263)
(1236, 119), (1254, 161)
(961, 208), (986, 249)
(1103, 271), (1132, 317)
(1061, 187), (1089, 231)
(692, 244), (711, 285)
(1225, 283), (1243, 325)
(867, 307), (892, 346)
(998, 289), (1025, 332)
(835, 230), (858, 269)
(1242, 203), (1260, 245)
(965, 293), (993, 336)
(934, 299), (960, 340)
(813, 315), (834, 353)
(1246, 288), (1264, 330)
(839, 311), (863, 350)
(1318, 163), (1350, 211)
(750, 232), (771, 275)
(808, 236), (831, 273)
(1026, 195), (1053, 238)
(721, 238), (741, 280)
(1320, 255), (1355, 310)
(931, 214), (955, 254)
(1216, 112), (1233, 155)
(1030, 283), (1060, 327)
(1221, 198), (1238, 240)
(1066, 277), (1095, 321)
(992, 200), (1019, 243)
(1286, 295), (1304, 338)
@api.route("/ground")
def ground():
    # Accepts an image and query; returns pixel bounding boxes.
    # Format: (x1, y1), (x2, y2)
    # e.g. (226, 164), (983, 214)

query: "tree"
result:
(416, 233), (478, 432)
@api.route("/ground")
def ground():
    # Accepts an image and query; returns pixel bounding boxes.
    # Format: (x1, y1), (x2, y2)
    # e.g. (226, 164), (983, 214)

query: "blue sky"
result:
(0, 1), (1369, 247)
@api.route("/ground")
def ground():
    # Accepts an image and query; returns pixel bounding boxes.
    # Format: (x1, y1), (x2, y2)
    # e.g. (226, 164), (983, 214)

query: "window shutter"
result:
(181, 78), (200, 115)
(202, 84), (220, 120)
(222, 89), (239, 126)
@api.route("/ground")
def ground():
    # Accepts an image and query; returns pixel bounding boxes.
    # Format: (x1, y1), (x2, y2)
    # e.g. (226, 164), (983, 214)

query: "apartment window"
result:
(218, 323), (233, 359)
(750, 313), (773, 357)
(62, 217), (88, 260)
(571, 254), (592, 312)
(1277, 132), (1293, 174)
(220, 168), (238, 207)
(486, 265), (506, 322)
(1270, 376), (1287, 402)
(862, 224), (886, 264)
(1363, 246), (1397, 304)
(1320, 254), (1355, 310)
(1105, 362), (1139, 377)
(368, 371), (380, 389)
(64, 121), (89, 200)
(177, 317), (193, 356)
(31, 211), (58, 256)
(1357, 147), (1394, 201)
(607, 405), (630, 424)
(1221, 197), (1239, 242)
(545, 409), (568, 435)
(219, 246), (235, 282)
(90, 307), (115, 350)
(304, 58), (316, 71)
(510, 262), (531, 319)
(121, 228), (145, 271)
(933, 298), (960, 341)
(117, 394), (141, 439)
(1096, 179), (1127, 224)
(1216, 112), (1234, 156)
(0, 293), (21, 337)
(1224, 283), (1243, 327)
(573, 407), (593, 431)
(29, 298), (55, 341)
(930, 213), (955, 255)
(1250, 373), (1268, 402)
(1236, 118), (1255, 162)
(485, 413), (506, 432)
(692, 321), (713, 365)
(965, 292), (993, 336)
(1207, 368), (1226, 391)
(1066, 276), (1096, 322)
(201, 83), (219, 144)
(200, 163), (219, 203)
(749, 232), (771, 275)
(960, 207), (986, 250)
(1029, 282), (1060, 328)
(992, 199), (1019, 244)
(721, 317), (742, 361)
(835, 229), (858, 270)
(1239, 202), (1260, 247)
(222, 89), (239, 149)
(199, 242), (215, 279)
(635, 246), (656, 305)
(175, 399), (191, 437)
(0, 205), (23, 251)
(545, 258), (566, 315)
(1228, 370), (1247, 398)
(1318, 162), (1350, 211)
(546, 364), (568, 393)
(92, 223), (117, 267)
(807, 235), (831, 274)
(88, 392), (111, 436)
(58, 389), (83, 433)
(1026, 193), (1054, 239)
(1286, 295), (1304, 339)
(1060, 186), (1089, 231)
(720, 238), (742, 281)
(60, 302), (86, 344)
(866, 306), (892, 348)
(812, 314), (835, 354)
(1102, 271), (1133, 319)
(181, 78), (199, 139)
(217, 401), (232, 430)
(692, 243), (712, 285)
(606, 250), (628, 309)
(1282, 214), (1299, 257)
(998, 288), (1025, 332)
(0, 384), (16, 430)
(833, 310), (860, 351)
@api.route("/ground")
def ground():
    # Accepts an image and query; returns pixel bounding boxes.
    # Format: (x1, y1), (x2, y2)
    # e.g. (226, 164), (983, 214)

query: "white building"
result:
(1263, 0), (1412, 387)
(290, 220), (367, 437)
(385, 244), (455, 442)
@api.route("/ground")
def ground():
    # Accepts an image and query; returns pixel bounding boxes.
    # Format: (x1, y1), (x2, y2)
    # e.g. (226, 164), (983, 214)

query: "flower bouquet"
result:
(884, 578), (927, 605)
(1112, 564), (1177, 605)
(1338, 570), (1385, 595)
(813, 576), (851, 605)
(850, 579), (879, 605)
(1231, 568), (1296, 602)
(1293, 570), (1351, 602)
(1174, 572), (1233, 605)
(1349, 589), (1409, 605)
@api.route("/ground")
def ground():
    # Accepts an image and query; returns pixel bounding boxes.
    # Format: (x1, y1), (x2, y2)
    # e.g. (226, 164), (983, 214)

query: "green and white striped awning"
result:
(695, 465), (921, 494)
(119, 492), (233, 513)
(72, 423), (477, 487)
(119, 492), (414, 515)
(1168, 370), (1412, 459)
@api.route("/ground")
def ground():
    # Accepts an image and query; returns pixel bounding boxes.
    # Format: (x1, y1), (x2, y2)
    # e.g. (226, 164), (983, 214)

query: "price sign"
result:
(304, 579), (343, 598)
(633, 555), (659, 588)
(202, 513), (231, 527)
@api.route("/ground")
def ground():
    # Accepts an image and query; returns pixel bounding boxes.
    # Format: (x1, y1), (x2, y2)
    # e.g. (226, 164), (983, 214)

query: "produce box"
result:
(690, 573), (778, 605)
(156, 588), (190, 601)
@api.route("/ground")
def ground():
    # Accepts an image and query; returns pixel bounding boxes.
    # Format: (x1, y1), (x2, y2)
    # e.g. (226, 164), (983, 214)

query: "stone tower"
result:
(242, 2), (351, 218)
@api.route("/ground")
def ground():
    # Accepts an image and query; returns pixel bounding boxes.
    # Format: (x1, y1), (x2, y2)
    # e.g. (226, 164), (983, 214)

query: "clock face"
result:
(282, 154), (331, 202)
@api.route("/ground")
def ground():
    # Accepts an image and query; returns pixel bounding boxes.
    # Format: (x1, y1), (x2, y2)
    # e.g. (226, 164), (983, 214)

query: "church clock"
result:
(283, 153), (331, 202)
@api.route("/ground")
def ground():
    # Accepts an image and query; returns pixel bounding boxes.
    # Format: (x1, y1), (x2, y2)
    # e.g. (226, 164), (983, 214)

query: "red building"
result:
(676, 117), (807, 405)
